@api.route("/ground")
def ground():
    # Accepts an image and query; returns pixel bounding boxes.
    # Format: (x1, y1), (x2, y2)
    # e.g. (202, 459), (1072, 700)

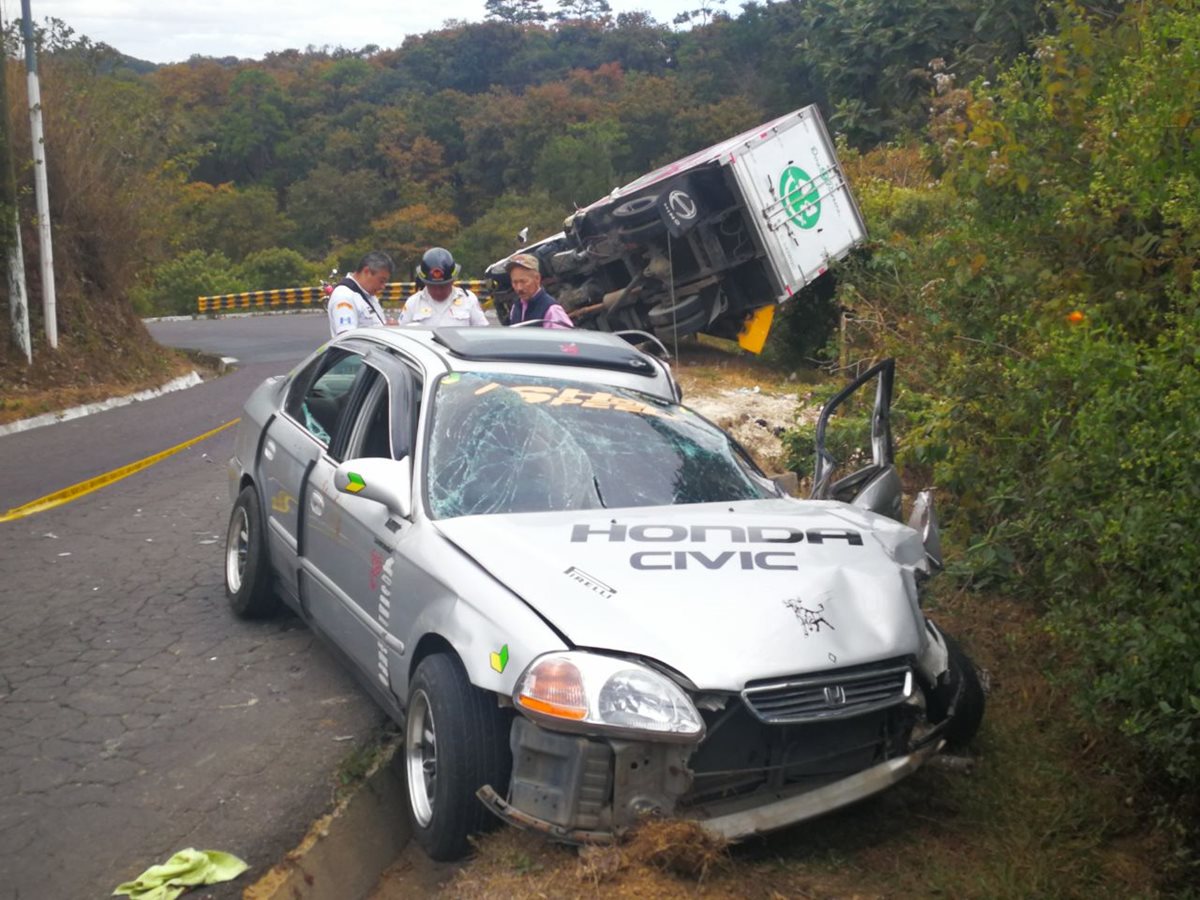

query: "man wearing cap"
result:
(504, 253), (574, 329)
(397, 247), (489, 328)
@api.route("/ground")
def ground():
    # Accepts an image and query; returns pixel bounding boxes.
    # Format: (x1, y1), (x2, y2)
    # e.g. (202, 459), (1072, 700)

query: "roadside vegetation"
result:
(1, 0), (1196, 893)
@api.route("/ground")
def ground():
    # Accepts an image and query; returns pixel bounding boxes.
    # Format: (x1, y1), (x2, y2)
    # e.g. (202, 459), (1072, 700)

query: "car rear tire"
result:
(405, 654), (512, 861)
(928, 631), (985, 750)
(225, 486), (279, 619)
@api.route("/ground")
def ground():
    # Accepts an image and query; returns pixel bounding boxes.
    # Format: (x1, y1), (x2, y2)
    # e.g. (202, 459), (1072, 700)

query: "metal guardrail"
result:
(197, 280), (495, 313)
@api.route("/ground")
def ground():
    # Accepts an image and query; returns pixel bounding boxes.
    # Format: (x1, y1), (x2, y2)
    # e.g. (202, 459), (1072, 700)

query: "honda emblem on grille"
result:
(823, 685), (847, 706)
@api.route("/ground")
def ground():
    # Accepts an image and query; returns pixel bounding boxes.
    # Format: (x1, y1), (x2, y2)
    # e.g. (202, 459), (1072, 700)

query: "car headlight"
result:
(513, 651), (705, 743)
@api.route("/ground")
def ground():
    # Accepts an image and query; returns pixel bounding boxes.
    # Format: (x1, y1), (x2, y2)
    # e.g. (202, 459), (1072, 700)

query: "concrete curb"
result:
(0, 352), (238, 438)
(142, 309), (325, 322)
(0, 371), (202, 438)
(245, 744), (411, 900)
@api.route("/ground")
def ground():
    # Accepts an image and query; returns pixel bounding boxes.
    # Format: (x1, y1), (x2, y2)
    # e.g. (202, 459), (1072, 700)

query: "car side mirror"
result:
(907, 490), (943, 572)
(334, 457), (412, 519)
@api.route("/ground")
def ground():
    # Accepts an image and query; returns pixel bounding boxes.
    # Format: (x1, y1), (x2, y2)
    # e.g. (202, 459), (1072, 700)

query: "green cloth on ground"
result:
(113, 848), (248, 900)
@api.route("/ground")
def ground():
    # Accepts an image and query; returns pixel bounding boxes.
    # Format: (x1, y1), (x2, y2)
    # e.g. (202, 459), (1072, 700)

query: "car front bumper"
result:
(478, 714), (943, 843)
(479, 738), (941, 843)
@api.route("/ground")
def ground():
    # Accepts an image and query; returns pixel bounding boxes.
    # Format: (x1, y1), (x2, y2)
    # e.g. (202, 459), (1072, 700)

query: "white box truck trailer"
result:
(486, 104), (867, 351)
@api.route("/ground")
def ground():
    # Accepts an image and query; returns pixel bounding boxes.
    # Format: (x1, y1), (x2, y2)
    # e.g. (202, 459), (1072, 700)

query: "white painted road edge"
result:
(0, 370), (208, 438)
(142, 308), (325, 322)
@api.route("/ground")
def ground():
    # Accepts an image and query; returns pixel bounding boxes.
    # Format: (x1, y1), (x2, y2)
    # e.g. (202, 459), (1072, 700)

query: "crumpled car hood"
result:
(435, 498), (929, 690)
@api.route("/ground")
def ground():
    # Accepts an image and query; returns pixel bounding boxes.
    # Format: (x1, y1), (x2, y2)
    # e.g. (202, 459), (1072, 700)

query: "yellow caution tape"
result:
(0, 418), (241, 523)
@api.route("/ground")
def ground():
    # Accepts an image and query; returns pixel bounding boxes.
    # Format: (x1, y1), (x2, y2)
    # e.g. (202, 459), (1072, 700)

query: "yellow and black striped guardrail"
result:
(197, 280), (496, 313)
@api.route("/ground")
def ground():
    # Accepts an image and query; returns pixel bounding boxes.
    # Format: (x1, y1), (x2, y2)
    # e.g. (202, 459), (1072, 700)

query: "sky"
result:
(2, 1), (706, 64)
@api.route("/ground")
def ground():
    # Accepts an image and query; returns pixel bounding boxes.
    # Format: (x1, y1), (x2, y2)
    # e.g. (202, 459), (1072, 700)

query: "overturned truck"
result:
(487, 105), (867, 351)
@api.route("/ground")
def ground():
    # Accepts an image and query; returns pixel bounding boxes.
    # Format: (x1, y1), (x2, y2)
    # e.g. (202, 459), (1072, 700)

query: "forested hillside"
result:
(1, 0), (1197, 868)
(2, 1), (1045, 318)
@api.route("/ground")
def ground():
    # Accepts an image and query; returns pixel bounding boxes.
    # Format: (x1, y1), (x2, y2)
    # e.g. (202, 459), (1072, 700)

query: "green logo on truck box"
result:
(780, 166), (821, 229)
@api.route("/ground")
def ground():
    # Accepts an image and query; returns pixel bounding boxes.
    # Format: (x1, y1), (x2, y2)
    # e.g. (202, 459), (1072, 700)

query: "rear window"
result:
(426, 372), (772, 519)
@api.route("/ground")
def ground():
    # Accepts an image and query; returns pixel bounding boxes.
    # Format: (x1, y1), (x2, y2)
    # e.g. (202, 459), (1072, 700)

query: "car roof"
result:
(347, 326), (678, 399)
(431, 327), (661, 377)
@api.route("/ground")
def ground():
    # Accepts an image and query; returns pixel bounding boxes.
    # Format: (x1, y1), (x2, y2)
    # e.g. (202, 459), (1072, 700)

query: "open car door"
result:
(811, 359), (902, 521)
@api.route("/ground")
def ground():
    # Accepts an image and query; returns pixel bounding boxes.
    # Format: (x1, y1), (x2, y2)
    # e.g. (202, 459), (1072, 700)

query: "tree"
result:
(485, 0), (550, 24)
(672, 0), (726, 27)
(454, 190), (568, 275)
(174, 183), (294, 261)
(532, 120), (626, 209)
(285, 164), (386, 252)
(555, 0), (611, 22)
(216, 69), (290, 183)
(366, 204), (461, 276)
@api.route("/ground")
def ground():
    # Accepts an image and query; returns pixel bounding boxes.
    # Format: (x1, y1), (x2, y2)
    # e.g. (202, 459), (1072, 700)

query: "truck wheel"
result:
(405, 654), (512, 860)
(648, 293), (707, 328)
(652, 303), (710, 340)
(928, 631), (985, 750)
(612, 194), (660, 226)
(225, 486), (279, 619)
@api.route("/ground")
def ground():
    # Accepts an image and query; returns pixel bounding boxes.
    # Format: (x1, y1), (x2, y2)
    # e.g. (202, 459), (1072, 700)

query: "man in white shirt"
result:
(397, 247), (489, 328)
(327, 251), (394, 338)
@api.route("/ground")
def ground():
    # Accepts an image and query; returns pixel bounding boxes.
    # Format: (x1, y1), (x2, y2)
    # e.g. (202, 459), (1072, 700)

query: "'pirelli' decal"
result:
(564, 566), (616, 599)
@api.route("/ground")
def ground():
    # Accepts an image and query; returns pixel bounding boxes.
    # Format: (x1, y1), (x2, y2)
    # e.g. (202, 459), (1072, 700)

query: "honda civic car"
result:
(224, 326), (983, 860)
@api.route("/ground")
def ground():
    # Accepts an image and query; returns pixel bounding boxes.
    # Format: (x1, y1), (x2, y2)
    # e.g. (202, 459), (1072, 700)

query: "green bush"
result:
(926, 305), (1200, 783)
(819, 0), (1200, 804)
(134, 250), (247, 316)
(237, 247), (321, 292)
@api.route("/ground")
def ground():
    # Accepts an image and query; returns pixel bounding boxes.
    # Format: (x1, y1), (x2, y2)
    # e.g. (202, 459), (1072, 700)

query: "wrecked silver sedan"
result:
(224, 326), (983, 860)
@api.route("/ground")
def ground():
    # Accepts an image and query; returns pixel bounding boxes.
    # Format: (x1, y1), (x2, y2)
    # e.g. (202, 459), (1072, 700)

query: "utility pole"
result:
(1, 14), (32, 363)
(20, 0), (56, 349)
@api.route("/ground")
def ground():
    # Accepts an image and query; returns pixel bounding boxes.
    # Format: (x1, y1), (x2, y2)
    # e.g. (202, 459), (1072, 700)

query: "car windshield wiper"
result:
(592, 475), (608, 509)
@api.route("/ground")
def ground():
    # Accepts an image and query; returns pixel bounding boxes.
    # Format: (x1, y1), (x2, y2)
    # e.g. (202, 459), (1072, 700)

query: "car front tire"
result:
(929, 631), (986, 750)
(224, 485), (279, 619)
(405, 653), (512, 861)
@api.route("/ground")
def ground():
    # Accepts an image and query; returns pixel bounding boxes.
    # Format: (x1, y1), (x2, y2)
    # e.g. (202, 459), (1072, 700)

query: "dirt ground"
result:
(670, 338), (819, 474)
(682, 385), (810, 474)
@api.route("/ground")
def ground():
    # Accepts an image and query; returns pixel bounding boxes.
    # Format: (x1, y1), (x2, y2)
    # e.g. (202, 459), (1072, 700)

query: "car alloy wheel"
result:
(406, 687), (437, 828)
(225, 506), (249, 594)
(404, 654), (513, 859)
(224, 485), (278, 619)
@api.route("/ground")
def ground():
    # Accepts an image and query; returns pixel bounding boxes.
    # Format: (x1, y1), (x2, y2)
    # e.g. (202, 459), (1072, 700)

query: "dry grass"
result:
(671, 334), (813, 396)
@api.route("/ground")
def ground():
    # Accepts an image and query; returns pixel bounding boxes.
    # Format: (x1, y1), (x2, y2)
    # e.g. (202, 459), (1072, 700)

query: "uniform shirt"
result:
(327, 277), (388, 338)
(397, 287), (489, 327)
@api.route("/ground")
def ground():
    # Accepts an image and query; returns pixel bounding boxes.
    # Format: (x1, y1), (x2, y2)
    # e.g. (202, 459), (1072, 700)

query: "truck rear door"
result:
(727, 106), (867, 300)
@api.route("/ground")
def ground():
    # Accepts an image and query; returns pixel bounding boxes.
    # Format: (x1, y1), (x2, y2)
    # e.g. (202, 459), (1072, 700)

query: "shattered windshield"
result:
(426, 372), (772, 519)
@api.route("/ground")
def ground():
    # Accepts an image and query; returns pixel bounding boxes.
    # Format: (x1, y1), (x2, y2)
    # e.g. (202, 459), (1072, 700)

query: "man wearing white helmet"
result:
(397, 247), (488, 327)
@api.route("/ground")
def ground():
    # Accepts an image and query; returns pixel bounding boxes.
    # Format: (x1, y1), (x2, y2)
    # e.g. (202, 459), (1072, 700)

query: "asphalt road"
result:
(0, 314), (389, 899)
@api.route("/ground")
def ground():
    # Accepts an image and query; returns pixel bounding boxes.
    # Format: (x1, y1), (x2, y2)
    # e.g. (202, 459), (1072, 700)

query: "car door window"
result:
(344, 378), (393, 459)
(338, 360), (421, 462)
(285, 352), (365, 447)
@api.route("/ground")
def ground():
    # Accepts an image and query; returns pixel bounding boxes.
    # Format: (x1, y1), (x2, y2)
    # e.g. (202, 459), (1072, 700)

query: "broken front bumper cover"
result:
(478, 739), (944, 843)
